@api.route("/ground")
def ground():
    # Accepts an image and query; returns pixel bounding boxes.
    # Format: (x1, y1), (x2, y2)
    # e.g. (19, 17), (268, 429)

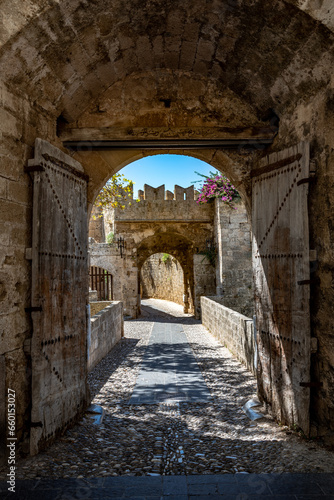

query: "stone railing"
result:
(201, 296), (256, 375)
(87, 301), (123, 372)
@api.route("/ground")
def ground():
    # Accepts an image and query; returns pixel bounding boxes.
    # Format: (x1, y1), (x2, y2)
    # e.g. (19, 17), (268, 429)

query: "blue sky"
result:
(120, 154), (216, 194)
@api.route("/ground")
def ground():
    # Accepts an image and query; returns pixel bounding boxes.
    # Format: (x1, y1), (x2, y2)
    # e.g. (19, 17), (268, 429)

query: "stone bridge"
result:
(89, 183), (252, 318)
(1, 0), (334, 462)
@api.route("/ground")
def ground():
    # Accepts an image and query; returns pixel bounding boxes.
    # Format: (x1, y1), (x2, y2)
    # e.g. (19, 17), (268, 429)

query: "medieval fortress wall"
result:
(89, 183), (253, 318)
(103, 183), (212, 232)
(140, 253), (184, 305)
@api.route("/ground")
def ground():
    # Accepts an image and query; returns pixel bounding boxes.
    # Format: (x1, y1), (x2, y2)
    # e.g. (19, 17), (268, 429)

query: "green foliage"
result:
(93, 173), (134, 216)
(162, 253), (171, 264)
(198, 247), (216, 267)
(106, 232), (114, 245)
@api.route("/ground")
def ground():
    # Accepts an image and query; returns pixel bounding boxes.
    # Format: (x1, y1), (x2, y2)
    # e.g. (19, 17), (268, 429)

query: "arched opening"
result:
(88, 153), (253, 320)
(140, 253), (187, 310)
(1, 0), (334, 471)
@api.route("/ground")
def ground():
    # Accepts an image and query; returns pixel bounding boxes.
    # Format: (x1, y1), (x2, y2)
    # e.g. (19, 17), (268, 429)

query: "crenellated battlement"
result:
(137, 184), (199, 201)
(110, 182), (210, 223)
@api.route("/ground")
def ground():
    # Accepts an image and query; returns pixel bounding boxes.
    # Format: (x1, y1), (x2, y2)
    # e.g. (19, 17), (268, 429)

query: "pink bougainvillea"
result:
(196, 172), (240, 208)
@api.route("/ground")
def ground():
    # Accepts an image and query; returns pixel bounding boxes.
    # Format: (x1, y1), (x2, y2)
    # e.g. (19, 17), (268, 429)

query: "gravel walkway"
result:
(1, 298), (334, 479)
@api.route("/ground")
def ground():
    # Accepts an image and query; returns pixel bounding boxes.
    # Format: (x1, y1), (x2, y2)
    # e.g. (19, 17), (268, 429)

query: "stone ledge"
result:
(201, 296), (255, 375)
(88, 301), (124, 372)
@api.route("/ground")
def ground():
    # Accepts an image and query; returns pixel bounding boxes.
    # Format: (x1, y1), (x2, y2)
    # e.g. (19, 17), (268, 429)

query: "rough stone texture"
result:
(90, 184), (216, 317)
(89, 243), (138, 317)
(89, 290), (98, 302)
(89, 207), (105, 243)
(140, 253), (184, 306)
(214, 199), (253, 318)
(1, 0), (334, 453)
(193, 254), (216, 318)
(2, 300), (334, 479)
(88, 301), (123, 372)
(201, 296), (256, 375)
(90, 301), (113, 318)
(90, 188), (252, 319)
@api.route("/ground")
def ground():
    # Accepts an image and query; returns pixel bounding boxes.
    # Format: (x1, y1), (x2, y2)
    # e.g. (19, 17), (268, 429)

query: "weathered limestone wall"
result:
(2, 0), (334, 451)
(201, 296), (255, 375)
(90, 301), (112, 317)
(193, 254), (216, 318)
(109, 184), (213, 224)
(89, 187), (253, 319)
(140, 253), (184, 306)
(89, 243), (138, 317)
(275, 91), (334, 442)
(89, 290), (98, 302)
(88, 301), (123, 372)
(89, 207), (105, 243)
(214, 199), (253, 318)
(0, 79), (59, 457)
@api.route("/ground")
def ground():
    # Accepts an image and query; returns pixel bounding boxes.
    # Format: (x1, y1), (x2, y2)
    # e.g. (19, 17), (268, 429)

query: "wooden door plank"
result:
(252, 142), (310, 435)
(29, 139), (88, 455)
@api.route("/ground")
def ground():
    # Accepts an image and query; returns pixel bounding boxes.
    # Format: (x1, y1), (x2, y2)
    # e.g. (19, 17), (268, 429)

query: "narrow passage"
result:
(130, 322), (211, 404)
(1, 299), (334, 481)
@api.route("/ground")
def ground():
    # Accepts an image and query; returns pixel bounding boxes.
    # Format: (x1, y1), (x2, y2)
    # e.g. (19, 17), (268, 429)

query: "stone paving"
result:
(1, 473), (334, 499)
(1, 298), (334, 498)
(129, 321), (211, 404)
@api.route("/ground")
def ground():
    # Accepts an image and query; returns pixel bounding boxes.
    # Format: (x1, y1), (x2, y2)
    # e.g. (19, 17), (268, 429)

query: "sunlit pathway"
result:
(129, 321), (211, 404)
(1, 298), (334, 490)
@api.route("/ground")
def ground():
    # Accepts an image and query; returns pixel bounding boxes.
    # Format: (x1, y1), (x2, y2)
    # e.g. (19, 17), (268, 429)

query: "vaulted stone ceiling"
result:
(0, 0), (333, 125)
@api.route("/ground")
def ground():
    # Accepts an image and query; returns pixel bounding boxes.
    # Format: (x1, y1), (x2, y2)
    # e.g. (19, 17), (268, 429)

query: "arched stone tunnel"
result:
(1, 0), (334, 463)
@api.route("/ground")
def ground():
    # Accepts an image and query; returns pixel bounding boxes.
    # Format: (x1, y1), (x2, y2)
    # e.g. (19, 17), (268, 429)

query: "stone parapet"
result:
(88, 301), (123, 372)
(201, 296), (255, 375)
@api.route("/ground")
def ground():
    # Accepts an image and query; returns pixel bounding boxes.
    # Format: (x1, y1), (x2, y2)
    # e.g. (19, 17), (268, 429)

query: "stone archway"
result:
(140, 253), (185, 308)
(1, 0), (334, 455)
(137, 232), (196, 316)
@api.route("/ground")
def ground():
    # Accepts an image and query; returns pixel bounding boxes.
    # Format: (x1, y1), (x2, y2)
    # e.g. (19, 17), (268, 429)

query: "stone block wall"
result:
(193, 254), (216, 318)
(88, 301), (123, 372)
(214, 199), (253, 317)
(140, 253), (184, 305)
(89, 290), (98, 302)
(90, 301), (112, 317)
(201, 296), (256, 375)
(89, 206), (105, 243)
(89, 242), (139, 318)
(108, 184), (214, 226)
(0, 79), (60, 458)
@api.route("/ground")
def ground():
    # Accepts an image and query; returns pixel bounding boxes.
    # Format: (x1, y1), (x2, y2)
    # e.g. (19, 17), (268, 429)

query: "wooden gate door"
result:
(27, 139), (89, 455)
(252, 142), (311, 435)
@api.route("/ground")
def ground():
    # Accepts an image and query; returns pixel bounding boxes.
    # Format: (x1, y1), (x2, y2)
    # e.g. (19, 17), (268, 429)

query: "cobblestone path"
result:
(1, 298), (334, 481)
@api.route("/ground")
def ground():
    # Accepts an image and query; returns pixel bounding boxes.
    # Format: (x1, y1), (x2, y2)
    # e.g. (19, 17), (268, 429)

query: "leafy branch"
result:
(93, 173), (134, 217)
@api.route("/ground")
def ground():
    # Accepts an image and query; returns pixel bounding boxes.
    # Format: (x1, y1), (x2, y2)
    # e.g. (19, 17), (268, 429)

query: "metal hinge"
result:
(30, 421), (43, 428)
(297, 177), (312, 186)
(25, 306), (42, 313)
(24, 164), (45, 173)
(311, 337), (318, 354)
(300, 382), (323, 388)
(23, 339), (31, 355)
